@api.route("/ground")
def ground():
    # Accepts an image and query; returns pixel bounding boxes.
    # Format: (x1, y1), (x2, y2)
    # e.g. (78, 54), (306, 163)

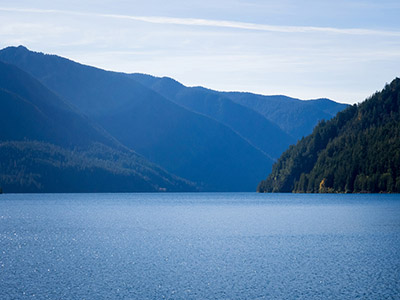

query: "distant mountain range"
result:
(0, 59), (194, 193)
(258, 78), (400, 193)
(129, 74), (295, 160)
(0, 46), (347, 192)
(223, 93), (347, 141)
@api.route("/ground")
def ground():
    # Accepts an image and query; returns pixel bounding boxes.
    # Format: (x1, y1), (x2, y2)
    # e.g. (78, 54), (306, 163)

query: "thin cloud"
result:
(1, 7), (400, 36)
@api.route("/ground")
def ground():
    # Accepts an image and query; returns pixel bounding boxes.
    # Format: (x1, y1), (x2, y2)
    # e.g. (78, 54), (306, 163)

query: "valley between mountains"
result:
(0, 46), (347, 192)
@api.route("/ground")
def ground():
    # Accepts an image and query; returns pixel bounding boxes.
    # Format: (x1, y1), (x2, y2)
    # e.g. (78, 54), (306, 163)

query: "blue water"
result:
(0, 193), (400, 299)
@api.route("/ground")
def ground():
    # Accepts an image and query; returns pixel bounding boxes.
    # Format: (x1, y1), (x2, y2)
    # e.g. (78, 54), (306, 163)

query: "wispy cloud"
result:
(1, 7), (400, 37)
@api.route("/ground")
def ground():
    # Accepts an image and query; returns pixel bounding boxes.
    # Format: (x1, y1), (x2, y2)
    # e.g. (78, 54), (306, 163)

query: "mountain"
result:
(258, 78), (400, 193)
(129, 73), (346, 147)
(0, 60), (120, 148)
(0, 46), (272, 191)
(130, 74), (295, 160)
(0, 141), (194, 193)
(224, 92), (348, 140)
(0, 60), (194, 192)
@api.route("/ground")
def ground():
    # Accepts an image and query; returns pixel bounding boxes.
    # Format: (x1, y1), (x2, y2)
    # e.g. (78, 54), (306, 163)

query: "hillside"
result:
(0, 141), (194, 193)
(0, 61), (195, 192)
(0, 60), (121, 148)
(258, 78), (400, 193)
(0, 46), (272, 191)
(130, 73), (346, 148)
(224, 92), (348, 140)
(130, 74), (295, 160)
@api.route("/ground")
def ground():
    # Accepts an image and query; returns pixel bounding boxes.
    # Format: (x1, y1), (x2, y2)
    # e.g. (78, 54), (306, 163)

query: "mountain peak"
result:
(17, 45), (29, 50)
(3, 45), (30, 52)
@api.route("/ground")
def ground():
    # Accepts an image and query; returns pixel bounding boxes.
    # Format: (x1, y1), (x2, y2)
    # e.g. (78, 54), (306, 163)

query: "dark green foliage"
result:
(258, 78), (400, 193)
(0, 141), (195, 193)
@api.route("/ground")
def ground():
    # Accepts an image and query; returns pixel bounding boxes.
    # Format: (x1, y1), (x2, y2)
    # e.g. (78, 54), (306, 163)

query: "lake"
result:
(0, 193), (399, 299)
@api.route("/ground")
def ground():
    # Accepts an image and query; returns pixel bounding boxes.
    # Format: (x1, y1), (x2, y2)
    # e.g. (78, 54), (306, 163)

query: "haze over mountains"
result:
(0, 60), (194, 192)
(130, 74), (294, 160)
(0, 46), (347, 192)
(224, 93), (347, 141)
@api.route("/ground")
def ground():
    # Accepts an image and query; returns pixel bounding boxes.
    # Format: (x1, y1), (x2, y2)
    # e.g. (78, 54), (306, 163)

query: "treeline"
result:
(0, 58), (195, 193)
(258, 78), (400, 193)
(0, 141), (194, 193)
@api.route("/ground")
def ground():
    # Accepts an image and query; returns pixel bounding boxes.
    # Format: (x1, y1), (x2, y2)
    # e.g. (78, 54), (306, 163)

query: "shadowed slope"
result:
(130, 74), (295, 160)
(225, 92), (348, 140)
(0, 46), (272, 191)
(0, 60), (195, 192)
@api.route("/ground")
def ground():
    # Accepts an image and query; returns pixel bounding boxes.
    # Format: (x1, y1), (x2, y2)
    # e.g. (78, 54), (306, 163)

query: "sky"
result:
(0, 0), (399, 104)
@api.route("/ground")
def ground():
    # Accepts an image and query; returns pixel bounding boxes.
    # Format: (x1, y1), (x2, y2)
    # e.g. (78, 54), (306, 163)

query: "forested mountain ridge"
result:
(0, 60), (195, 192)
(0, 46), (273, 191)
(0, 141), (195, 193)
(258, 78), (400, 193)
(0, 45), (349, 192)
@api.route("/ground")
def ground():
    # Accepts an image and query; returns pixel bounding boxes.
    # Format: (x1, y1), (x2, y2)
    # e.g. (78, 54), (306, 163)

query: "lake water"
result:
(0, 193), (399, 299)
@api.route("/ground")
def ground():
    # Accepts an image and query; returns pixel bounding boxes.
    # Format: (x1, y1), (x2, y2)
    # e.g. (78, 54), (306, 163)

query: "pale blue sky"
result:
(0, 0), (399, 103)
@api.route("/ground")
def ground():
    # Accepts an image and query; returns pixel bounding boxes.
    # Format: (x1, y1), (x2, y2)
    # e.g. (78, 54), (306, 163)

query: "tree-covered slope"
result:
(0, 60), (195, 192)
(0, 46), (272, 191)
(258, 78), (400, 193)
(0, 141), (194, 193)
